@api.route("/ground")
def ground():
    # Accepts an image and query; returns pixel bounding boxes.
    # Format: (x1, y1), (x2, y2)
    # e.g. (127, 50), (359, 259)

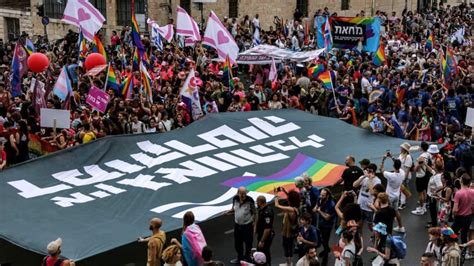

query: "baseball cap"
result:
(441, 227), (457, 239)
(47, 238), (62, 255)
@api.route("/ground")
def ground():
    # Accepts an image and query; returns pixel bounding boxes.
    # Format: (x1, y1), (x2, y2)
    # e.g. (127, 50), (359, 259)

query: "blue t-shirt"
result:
(317, 199), (336, 228)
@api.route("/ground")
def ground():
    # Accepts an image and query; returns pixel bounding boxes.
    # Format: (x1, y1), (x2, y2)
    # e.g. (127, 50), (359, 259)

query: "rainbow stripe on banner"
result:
(222, 153), (346, 194)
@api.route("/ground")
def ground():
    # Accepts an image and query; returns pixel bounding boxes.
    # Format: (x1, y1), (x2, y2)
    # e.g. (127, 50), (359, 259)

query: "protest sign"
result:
(40, 108), (70, 129)
(86, 86), (110, 113)
(466, 107), (474, 128)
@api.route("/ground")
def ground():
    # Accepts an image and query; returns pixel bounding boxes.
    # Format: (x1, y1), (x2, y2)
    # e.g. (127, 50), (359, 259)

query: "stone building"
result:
(0, 0), (465, 43)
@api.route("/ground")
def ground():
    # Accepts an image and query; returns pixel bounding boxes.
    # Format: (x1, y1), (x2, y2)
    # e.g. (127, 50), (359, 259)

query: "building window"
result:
(296, 0), (308, 17)
(44, 0), (106, 20)
(44, 0), (67, 19)
(89, 0), (107, 20)
(341, 0), (350, 10)
(5, 17), (20, 41)
(229, 0), (238, 18)
(117, 0), (145, 26)
(181, 0), (191, 15)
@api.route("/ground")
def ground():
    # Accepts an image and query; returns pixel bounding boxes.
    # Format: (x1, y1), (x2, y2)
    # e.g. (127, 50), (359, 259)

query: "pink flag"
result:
(62, 0), (105, 42)
(84, 64), (108, 76)
(203, 11), (239, 64)
(269, 57), (277, 83)
(147, 18), (174, 42)
(176, 5), (201, 41)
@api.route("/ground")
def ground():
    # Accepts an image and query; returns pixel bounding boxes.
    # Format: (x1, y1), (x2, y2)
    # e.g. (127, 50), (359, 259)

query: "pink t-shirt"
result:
(454, 188), (474, 216)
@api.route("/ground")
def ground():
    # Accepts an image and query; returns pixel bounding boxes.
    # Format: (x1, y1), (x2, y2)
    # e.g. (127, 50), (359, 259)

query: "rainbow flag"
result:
(132, 47), (140, 70)
(78, 29), (88, 65)
(319, 71), (333, 90)
(222, 54), (234, 91)
(346, 59), (353, 67)
(140, 61), (153, 103)
(445, 46), (457, 75)
(131, 0), (145, 59)
(440, 49), (449, 83)
(121, 74), (133, 100)
(25, 39), (35, 55)
(308, 64), (325, 79)
(426, 31), (434, 51)
(106, 64), (120, 91)
(372, 39), (386, 66)
(222, 153), (346, 194)
(92, 34), (107, 61)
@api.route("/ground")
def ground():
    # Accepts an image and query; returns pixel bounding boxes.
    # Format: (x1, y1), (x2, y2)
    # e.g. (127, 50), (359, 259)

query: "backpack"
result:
(389, 235), (407, 259)
(345, 250), (363, 266)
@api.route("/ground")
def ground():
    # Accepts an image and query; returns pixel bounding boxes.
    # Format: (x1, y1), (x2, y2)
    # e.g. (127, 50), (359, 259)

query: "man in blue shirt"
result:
(314, 188), (336, 266)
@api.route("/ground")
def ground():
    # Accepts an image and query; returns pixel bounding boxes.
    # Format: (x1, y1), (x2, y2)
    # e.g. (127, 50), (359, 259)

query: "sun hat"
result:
(47, 238), (62, 255)
(427, 144), (439, 154)
(373, 222), (387, 235)
(252, 251), (266, 264)
(400, 142), (411, 151)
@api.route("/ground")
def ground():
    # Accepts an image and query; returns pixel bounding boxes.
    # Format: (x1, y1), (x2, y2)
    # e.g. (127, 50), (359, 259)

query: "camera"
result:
(277, 187), (282, 192)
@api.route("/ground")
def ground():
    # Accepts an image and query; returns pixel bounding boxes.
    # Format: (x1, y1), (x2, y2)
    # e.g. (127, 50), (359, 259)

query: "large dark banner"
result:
(0, 110), (409, 262)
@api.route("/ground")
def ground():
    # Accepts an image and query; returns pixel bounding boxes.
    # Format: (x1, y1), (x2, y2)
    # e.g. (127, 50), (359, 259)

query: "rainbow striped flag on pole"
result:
(140, 61), (153, 103)
(319, 71), (333, 90)
(131, 0), (145, 59)
(308, 64), (325, 79)
(106, 63), (120, 92)
(425, 31), (434, 51)
(222, 54), (234, 91)
(92, 34), (107, 61)
(372, 39), (386, 66)
(121, 74), (133, 100)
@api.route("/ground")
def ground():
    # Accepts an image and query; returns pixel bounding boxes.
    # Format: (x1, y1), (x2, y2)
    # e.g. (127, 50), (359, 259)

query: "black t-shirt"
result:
(373, 206), (396, 235)
(256, 205), (274, 237)
(341, 166), (364, 191)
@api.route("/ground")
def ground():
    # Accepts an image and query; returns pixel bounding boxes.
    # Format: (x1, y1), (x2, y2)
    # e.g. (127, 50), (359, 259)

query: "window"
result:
(5, 17), (20, 41)
(44, 0), (67, 19)
(180, 0), (191, 15)
(89, 0), (107, 20)
(44, 0), (106, 20)
(296, 0), (308, 17)
(117, 0), (145, 26)
(229, 0), (238, 18)
(341, 0), (350, 10)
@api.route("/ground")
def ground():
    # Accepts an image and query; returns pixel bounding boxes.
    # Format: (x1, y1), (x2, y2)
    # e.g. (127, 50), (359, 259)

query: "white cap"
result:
(47, 238), (62, 255)
(428, 144), (439, 154)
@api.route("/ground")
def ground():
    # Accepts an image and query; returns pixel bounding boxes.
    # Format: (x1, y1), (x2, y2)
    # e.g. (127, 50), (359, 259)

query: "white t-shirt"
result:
(427, 173), (443, 197)
(131, 121), (145, 134)
(416, 152), (432, 178)
(361, 77), (372, 95)
(384, 170), (405, 199)
(357, 176), (381, 211)
(335, 242), (356, 266)
(159, 119), (173, 132)
(398, 153), (413, 174)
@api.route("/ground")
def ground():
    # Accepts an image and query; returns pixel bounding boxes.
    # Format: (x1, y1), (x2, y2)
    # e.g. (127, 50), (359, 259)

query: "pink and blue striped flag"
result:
(52, 66), (73, 101)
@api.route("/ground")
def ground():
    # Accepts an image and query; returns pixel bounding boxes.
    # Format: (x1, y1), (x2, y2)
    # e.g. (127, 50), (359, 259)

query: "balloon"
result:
(84, 53), (106, 70)
(27, 53), (49, 73)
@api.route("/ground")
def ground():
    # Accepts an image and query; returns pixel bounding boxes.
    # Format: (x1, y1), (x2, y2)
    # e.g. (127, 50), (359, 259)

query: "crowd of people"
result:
(0, 1), (473, 266)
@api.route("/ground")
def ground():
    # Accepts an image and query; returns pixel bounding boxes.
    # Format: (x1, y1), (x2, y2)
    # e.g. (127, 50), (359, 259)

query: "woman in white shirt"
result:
(427, 161), (444, 227)
(334, 231), (355, 266)
(158, 112), (173, 132)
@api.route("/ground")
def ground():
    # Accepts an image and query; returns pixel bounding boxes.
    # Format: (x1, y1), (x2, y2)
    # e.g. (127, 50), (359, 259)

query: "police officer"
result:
(255, 195), (274, 265)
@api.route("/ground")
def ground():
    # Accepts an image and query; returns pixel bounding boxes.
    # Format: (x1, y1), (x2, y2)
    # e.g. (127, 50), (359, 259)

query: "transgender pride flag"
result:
(52, 66), (73, 101)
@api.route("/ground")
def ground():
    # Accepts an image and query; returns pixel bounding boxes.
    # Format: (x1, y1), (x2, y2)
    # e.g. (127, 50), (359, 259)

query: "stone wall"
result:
(0, 7), (32, 41)
(18, 0), (467, 42)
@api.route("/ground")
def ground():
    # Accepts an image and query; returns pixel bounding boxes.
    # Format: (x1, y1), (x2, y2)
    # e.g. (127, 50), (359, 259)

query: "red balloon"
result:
(84, 53), (106, 70)
(27, 53), (49, 73)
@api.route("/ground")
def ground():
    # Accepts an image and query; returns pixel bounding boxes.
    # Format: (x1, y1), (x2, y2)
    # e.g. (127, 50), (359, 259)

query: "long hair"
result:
(287, 190), (301, 208)
(183, 211), (195, 232)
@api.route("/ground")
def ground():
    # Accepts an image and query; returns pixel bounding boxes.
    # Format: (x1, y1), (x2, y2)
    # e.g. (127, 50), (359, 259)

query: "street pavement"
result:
(201, 180), (434, 265)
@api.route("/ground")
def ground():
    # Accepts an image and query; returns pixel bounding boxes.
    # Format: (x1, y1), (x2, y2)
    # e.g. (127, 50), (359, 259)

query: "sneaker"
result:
(465, 253), (474, 260)
(411, 208), (424, 215)
(393, 226), (406, 233)
(230, 259), (240, 264)
(398, 204), (407, 210)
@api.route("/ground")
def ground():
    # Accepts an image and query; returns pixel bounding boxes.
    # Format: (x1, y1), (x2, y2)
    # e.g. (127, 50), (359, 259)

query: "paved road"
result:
(201, 180), (432, 265)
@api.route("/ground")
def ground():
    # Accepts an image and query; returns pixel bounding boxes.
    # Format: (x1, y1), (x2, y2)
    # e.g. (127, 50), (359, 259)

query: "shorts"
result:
(361, 210), (374, 223)
(390, 196), (400, 209)
(416, 176), (429, 192)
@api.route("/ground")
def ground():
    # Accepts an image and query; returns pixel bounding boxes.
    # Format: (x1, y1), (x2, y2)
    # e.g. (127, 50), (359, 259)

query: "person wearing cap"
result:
(367, 222), (399, 265)
(42, 238), (75, 266)
(353, 163), (381, 234)
(0, 137), (6, 170)
(380, 154), (406, 233)
(440, 227), (461, 266)
(397, 142), (414, 210)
